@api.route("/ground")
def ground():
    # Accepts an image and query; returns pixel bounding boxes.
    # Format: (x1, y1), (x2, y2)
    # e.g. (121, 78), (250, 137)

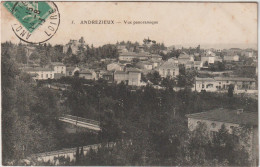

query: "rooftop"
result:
(196, 77), (255, 82)
(186, 108), (257, 126)
(159, 61), (179, 69)
(178, 53), (192, 59)
(23, 67), (53, 72)
(125, 68), (141, 73)
(51, 62), (65, 66)
(214, 77), (255, 82)
(80, 69), (94, 74)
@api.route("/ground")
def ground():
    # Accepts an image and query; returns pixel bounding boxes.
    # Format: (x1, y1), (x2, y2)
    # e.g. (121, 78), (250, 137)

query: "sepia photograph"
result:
(1, 1), (258, 166)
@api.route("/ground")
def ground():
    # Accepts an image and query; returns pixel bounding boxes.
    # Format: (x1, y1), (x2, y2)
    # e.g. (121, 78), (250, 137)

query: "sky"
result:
(1, 2), (258, 49)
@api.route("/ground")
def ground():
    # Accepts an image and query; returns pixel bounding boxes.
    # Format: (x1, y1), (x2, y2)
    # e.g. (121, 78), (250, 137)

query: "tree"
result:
(29, 51), (40, 61)
(16, 44), (27, 64)
(39, 55), (49, 67)
(146, 71), (161, 85)
(67, 46), (72, 56)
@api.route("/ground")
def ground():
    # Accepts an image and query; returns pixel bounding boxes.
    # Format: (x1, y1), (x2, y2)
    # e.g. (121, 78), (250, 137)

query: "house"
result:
(194, 77), (256, 92)
(149, 60), (162, 69)
(126, 68), (141, 86)
(194, 61), (203, 70)
(79, 69), (97, 80)
(114, 71), (128, 84)
(66, 67), (80, 76)
(186, 109), (258, 166)
(158, 60), (179, 78)
(167, 57), (179, 64)
(224, 55), (239, 62)
(51, 62), (66, 75)
(178, 52), (194, 65)
(136, 61), (153, 70)
(149, 54), (162, 61)
(114, 68), (141, 86)
(119, 52), (140, 61)
(119, 52), (162, 62)
(117, 45), (128, 54)
(24, 67), (55, 80)
(107, 62), (125, 71)
(23, 62), (66, 80)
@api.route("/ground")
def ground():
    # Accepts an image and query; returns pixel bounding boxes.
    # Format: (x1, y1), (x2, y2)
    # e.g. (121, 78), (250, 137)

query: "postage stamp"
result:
(3, 1), (60, 44)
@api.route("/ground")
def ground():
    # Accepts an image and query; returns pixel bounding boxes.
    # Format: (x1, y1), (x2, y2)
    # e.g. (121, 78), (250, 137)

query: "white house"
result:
(24, 68), (55, 80)
(194, 77), (256, 92)
(158, 60), (179, 78)
(23, 62), (66, 80)
(114, 68), (141, 86)
(51, 62), (66, 75)
(224, 55), (239, 62)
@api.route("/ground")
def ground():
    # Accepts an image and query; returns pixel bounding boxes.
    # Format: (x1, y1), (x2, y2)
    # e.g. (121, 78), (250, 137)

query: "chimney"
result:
(237, 109), (243, 115)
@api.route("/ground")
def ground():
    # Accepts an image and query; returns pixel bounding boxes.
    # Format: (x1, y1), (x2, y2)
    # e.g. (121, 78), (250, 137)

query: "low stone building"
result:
(186, 109), (258, 166)
(194, 77), (256, 93)
(79, 69), (97, 80)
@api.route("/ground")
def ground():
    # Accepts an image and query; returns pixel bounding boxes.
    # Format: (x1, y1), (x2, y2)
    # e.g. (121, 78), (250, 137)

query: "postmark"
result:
(3, 1), (60, 44)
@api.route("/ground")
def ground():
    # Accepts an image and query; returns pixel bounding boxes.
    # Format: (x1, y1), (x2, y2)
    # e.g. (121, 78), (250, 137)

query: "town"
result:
(2, 37), (258, 166)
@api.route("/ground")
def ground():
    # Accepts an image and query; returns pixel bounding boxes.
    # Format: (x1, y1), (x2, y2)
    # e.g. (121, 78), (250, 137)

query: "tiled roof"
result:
(214, 77), (255, 82)
(114, 71), (127, 74)
(186, 109), (257, 126)
(66, 67), (77, 71)
(23, 67), (53, 72)
(195, 77), (215, 81)
(159, 61), (178, 69)
(125, 68), (141, 73)
(196, 77), (255, 82)
(51, 62), (65, 66)
(178, 54), (191, 59)
(80, 69), (94, 74)
(194, 61), (202, 65)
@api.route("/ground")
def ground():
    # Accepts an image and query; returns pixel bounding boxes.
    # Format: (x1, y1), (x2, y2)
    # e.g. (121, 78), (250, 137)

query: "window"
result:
(226, 81), (229, 83)
(50, 74), (52, 78)
(69, 71), (72, 75)
(202, 84), (204, 88)
(41, 74), (43, 78)
(46, 74), (48, 78)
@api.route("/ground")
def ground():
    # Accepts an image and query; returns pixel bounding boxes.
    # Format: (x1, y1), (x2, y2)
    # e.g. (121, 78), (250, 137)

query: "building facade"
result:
(186, 109), (258, 166)
(158, 61), (179, 78)
(194, 77), (256, 92)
